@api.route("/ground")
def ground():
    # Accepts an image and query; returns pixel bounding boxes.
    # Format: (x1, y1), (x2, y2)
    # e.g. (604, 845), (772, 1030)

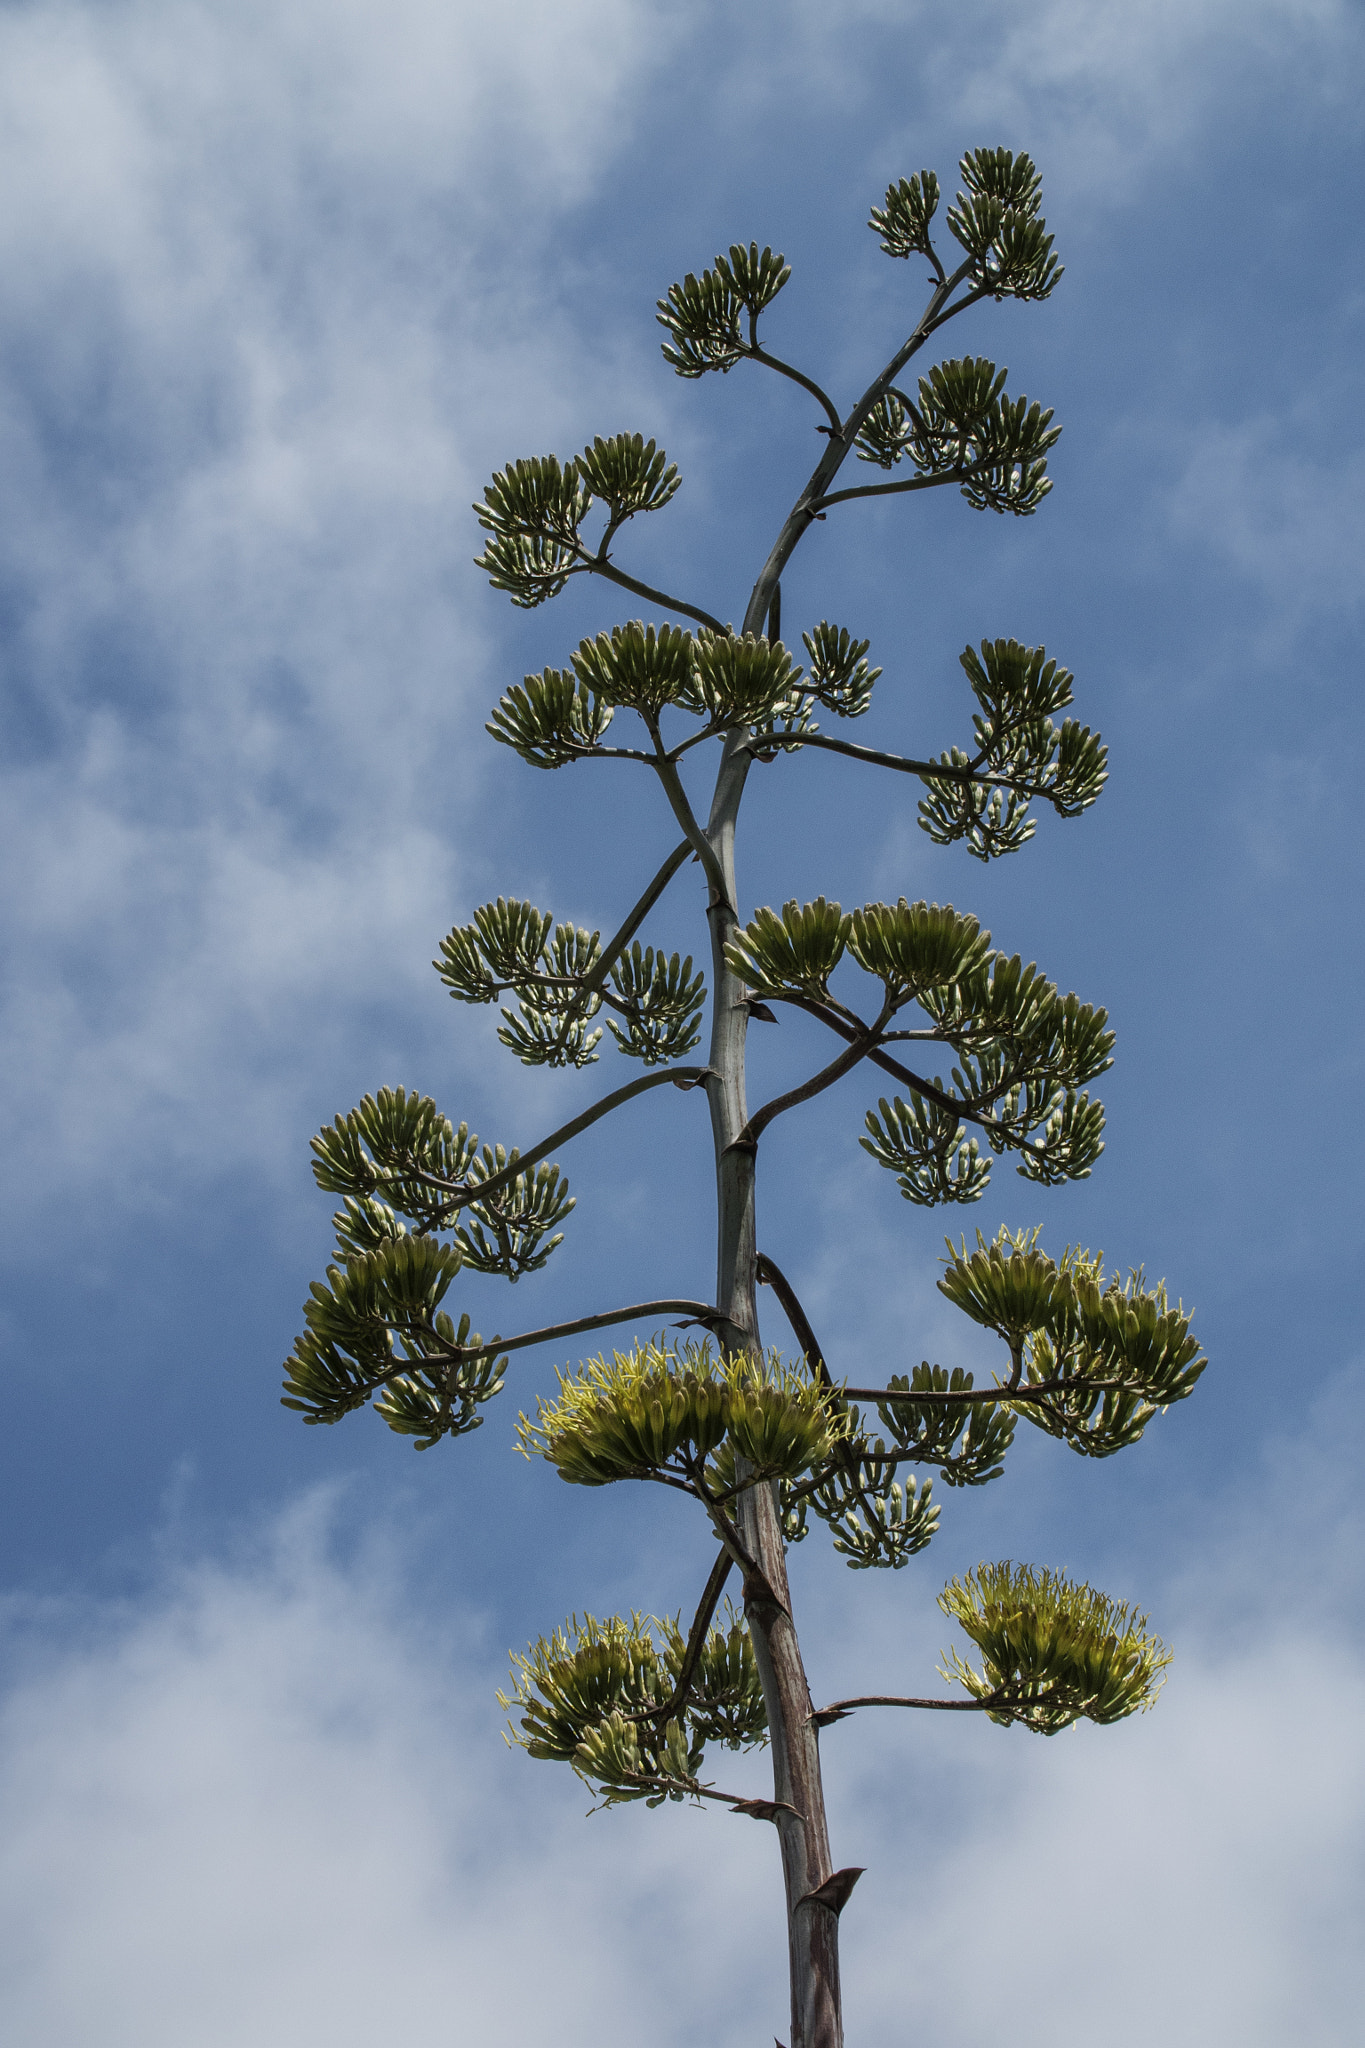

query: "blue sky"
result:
(0, 2), (1362, 2041)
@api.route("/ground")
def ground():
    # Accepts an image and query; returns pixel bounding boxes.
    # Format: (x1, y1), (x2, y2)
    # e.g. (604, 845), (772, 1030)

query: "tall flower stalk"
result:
(285, 149), (1204, 2048)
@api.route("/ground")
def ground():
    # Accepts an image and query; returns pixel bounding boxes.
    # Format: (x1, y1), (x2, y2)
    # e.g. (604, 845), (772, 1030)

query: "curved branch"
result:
(773, 729), (1057, 801)
(649, 749), (732, 909)
(526, 837), (697, 1064)
(753, 731), (938, 776)
(428, 1065), (712, 1216)
(560, 745), (658, 764)
(756, 1253), (832, 1389)
(839, 1376), (1126, 1408)
(921, 282), (994, 338)
(769, 731), (1047, 790)
(576, 552), (725, 635)
(739, 258), (976, 636)
(579, 837), (695, 1000)
(811, 1693), (996, 1728)
(734, 1001), (894, 1149)
(746, 346), (844, 436)
(464, 1298), (728, 1363)
(754, 1265), (930, 1560)
(604, 1769), (802, 1821)
(624, 1546), (734, 1729)
(812, 471), (960, 511)
(339, 1297), (732, 1404)
(666, 722), (729, 763)
(766, 993), (1048, 1162)
(685, 1459), (778, 1597)
(750, 709), (1072, 810)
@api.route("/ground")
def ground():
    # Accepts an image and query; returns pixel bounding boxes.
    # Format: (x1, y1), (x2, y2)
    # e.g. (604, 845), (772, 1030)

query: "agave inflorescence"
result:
(286, 146), (1205, 2048)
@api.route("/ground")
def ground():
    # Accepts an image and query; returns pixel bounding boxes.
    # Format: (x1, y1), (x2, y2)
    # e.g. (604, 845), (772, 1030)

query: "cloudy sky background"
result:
(0, 1), (1361, 2040)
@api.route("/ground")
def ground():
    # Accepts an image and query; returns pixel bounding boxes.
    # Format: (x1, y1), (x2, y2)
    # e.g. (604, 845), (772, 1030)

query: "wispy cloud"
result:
(0, 1492), (779, 2048)
(1165, 416), (1365, 622)
(897, 0), (1362, 202)
(696, 0), (1363, 203)
(1, 1414), (1360, 2048)
(0, 0), (685, 1230)
(2, 0), (1358, 1232)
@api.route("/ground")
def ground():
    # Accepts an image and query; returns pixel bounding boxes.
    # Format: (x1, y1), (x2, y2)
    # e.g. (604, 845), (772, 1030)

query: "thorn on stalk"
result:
(729, 1795), (805, 1824)
(798, 1867), (866, 1916)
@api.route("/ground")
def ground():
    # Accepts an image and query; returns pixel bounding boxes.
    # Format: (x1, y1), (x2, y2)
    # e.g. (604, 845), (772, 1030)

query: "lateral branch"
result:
(810, 1693), (999, 1729)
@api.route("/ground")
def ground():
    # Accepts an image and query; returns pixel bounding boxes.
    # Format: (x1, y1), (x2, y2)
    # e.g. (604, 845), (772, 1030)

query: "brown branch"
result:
(811, 471), (961, 511)
(747, 731), (939, 775)
(756, 1253), (833, 1389)
(738, 259), (977, 638)
(733, 1000), (895, 1149)
(351, 1298), (729, 1402)
(605, 1772), (803, 1821)
(577, 839), (694, 1000)
(573, 550), (725, 635)
(754, 1254), (921, 1561)
(465, 1299), (726, 1363)
(839, 1377), (1125, 1408)
(409, 1064), (712, 1217)
(766, 992), (1048, 1160)
(695, 1477), (768, 1590)
(624, 1546), (734, 1729)
(537, 836), (696, 1062)
(773, 729), (1059, 800)
(649, 745), (733, 909)
(810, 1693), (997, 1728)
(745, 345), (844, 436)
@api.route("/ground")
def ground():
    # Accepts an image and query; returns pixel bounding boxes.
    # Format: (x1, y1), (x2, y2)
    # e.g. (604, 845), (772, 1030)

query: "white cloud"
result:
(1, 0), (1360, 1236)
(738, 0), (1363, 204)
(1165, 416), (1365, 619)
(948, 0), (1360, 183)
(841, 1630), (1365, 2046)
(0, 1493), (781, 2048)
(990, 0), (1357, 202)
(0, 1456), (1360, 2048)
(0, 0), (685, 1229)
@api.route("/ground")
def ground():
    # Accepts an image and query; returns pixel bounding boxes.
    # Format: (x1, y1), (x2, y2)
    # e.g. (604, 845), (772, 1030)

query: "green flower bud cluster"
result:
(805, 1464), (939, 1571)
(435, 894), (704, 1071)
(486, 621), (880, 772)
(657, 242), (792, 378)
(309, 1085), (574, 1278)
(501, 1605), (768, 1809)
(518, 1339), (849, 1490)
(473, 434), (679, 609)
(869, 151), (1061, 303)
(939, 1562), (1169, 1734)
(947, 148), (1063, 301)
(772, 1362), (1017, 1572)
(726, 897), (1111, 1202)
(869, 1366), (1017, 1487)
(281, 1233), (507, 1453)
(940, 1228), (1207, 1454)
(918, 639), (1107, 858)
(868, 171), (941, 261)
(854, 356), (1060, 515)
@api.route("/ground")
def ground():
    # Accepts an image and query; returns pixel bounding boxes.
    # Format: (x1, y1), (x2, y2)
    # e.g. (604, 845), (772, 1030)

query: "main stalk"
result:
(704, 730), (845, 2048)
(693, 290), (961, 2044)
